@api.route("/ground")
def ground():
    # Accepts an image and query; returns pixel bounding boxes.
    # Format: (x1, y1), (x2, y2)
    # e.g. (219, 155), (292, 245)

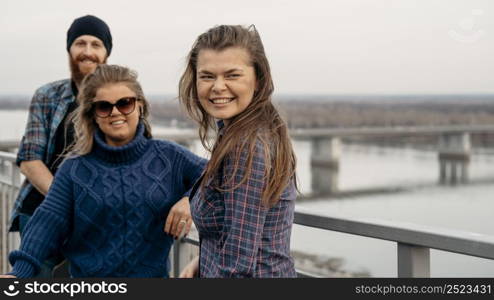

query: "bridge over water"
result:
(148, 124), (494, 196)
(1, 124), (494, 277)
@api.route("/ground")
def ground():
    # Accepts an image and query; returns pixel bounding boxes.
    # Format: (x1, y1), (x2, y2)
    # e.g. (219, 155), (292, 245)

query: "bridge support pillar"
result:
(311, 137), (340, 195)
(438, 133), (471, 185)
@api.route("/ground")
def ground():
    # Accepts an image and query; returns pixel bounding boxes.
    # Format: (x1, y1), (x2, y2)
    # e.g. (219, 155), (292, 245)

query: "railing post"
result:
(9, 166), (21, 254)
(170, 238), (199, 278)
(310, 137), (340, 195)
(397, 243), (430, 277)
(172, 240), (181, 278)
(1, 182), (7, 274)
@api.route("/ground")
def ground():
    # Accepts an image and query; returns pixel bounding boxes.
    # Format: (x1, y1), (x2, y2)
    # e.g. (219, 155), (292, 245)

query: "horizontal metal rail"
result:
(0, 152), (17, 162)
(172, 208), (494, 278)
(294, 208), (494, 260)
(289, 124), (494, 138)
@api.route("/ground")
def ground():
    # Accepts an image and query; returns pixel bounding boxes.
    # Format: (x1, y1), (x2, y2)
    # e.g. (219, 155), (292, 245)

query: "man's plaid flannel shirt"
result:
(10, 79), (75, 231)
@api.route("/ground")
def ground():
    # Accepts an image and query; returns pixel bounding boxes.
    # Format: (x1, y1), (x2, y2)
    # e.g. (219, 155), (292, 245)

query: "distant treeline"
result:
(2, 94), (494, 129)
(149, 94), (494, 130)
(277, 94), (494, 129)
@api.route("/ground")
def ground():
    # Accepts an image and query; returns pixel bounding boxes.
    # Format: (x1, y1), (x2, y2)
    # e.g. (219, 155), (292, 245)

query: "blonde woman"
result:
(2, 65), (206, 278)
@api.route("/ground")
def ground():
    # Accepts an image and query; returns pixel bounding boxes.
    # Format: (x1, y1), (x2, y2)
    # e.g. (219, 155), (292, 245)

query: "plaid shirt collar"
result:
(217, 120), (225, 131)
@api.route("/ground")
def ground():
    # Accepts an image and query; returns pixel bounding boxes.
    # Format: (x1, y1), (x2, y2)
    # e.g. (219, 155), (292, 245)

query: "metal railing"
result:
(293, 209), (494, 277)
(0, 151), (21, 274)
(171, 209), (494, 277)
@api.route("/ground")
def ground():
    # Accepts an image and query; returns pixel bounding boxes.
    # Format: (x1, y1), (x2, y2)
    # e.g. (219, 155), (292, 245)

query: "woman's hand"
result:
(0, 275), (16, 278)
(164, 196), (192, 239)
(179, 256), (199, 278)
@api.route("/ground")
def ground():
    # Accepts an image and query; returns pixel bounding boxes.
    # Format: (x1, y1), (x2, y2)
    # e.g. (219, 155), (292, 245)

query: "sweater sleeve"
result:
(8, 160), (74, 278)
(217, 140), (269, 277)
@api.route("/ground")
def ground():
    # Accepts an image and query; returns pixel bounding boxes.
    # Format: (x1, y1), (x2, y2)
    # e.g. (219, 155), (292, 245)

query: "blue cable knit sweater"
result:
(8, 123), (206, 278)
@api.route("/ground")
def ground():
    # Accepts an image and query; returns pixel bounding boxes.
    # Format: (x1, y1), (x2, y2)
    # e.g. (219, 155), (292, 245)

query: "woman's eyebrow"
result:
(198, 68), (244, 74)
(225, 68), (243, 73)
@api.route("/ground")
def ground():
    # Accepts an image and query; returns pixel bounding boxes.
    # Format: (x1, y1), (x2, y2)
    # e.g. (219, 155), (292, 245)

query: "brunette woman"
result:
(179, 25), (297, 278)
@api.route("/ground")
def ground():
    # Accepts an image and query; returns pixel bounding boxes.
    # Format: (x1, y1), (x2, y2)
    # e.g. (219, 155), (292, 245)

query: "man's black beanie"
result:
(66, 15), (113, 56)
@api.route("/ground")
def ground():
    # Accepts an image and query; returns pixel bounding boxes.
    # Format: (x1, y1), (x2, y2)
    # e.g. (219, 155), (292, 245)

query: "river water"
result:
(292, 141), (494, 277)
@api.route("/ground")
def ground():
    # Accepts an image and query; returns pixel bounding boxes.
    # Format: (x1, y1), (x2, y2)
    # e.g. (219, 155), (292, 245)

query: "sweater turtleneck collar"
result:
(92, 122), (150, 165)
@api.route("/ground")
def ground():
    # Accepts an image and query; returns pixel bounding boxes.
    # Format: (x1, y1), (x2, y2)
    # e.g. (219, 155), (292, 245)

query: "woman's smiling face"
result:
(93, 83), (142, 147)
(196, 47), (257, 125)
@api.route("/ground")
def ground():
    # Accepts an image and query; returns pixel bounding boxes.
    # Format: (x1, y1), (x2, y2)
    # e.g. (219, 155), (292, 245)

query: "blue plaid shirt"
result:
(191, 125), (297, 278)
(10, 79), (75, 231)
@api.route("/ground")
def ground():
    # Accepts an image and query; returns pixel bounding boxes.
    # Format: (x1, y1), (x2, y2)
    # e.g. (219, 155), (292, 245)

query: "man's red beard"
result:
(69, 54), (107, 86)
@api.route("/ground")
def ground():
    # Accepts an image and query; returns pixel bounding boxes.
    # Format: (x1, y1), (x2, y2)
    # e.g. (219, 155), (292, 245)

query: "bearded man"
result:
(9, 15), (112, 277)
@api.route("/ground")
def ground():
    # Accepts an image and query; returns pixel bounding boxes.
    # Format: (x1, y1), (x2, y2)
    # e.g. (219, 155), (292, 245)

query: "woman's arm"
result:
(8, 160), (75, 278)
(164, 196), (191, 239)
(164, 143), (207, 238)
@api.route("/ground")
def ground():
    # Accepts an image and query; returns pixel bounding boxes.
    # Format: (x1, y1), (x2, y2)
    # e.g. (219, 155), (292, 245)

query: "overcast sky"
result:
(1, 0), (493, 96)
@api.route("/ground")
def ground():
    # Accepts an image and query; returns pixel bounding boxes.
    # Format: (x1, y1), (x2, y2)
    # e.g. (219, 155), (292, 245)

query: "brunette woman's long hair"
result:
(179, 25), (297, 207)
